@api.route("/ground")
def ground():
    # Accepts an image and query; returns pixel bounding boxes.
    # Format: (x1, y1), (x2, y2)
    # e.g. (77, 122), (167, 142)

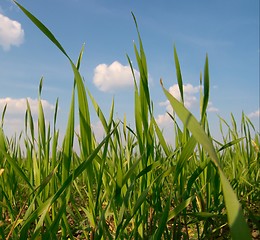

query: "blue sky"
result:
(0, 0), (259, 144)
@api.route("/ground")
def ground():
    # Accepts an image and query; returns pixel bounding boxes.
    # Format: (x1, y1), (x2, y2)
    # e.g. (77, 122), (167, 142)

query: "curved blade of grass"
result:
(14, 1), (93, 157)
(132, 12), (151, 133)
(187, 160), (209, 194)
(161, 79), (220, 167)
(25, 99), (35, 141)
(86, 87), (108, 133)
(1, 103), (7, 127)
(174, 46), (184, 103)
(134, 79), (144, 153)
(53, 98), (59, 130)
(151, 117), (170, 156)
(136, 160), (162, 180)
(61, 78), (75, 184)
(38, 77), (46, 150)
(0, 125), (7, 154)
(160, 80), (251, 240)
(218, 137), (245, 152)
(134, 42), (149, 133)
(14, 1), (68, 58)
(168, 196), (193, 222)
(201, 55), (209, 121)
(173, 136), (196, 183)
(126, 54), (138, 88)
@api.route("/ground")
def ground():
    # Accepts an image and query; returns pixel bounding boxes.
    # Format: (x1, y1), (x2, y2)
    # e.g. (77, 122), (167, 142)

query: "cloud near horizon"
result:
(0, 97), (55, 136)
(159, 83), (219, 113)
(248, 109), (260, 119)
(0, 13), (24, 51)
(93, 61), (139, 92)
(207, 101), (219, 113)
(156, 83), (219, 132)
(159, 83), (200, 113)
(0, 97), (55, 116)
(156, 83), (200, 136)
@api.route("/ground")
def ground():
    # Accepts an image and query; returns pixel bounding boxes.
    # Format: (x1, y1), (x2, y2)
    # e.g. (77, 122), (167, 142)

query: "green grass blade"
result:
(87, 88), (108, 133)
(25, 99), (35, 142)
(201, 55), (209, 121)
(61, 86), (75, 184)
(1, 103), (7, 128)
(218, 137), (245, 152)
(132, 12), (151, 119)
(14, 1), (69, 59)
(38, 78), (46, 149)
(152, 194), (171, 240)
(173, 136), (196, 183)
(174, 46), (184, 103)
(152, 117), (170, 156)
(0, 124), (7, 154)
(168, 196), (193, 222)
(14, 1), (93, 157)
(160, 80), (251, 240)
(161, 79), (220, 167)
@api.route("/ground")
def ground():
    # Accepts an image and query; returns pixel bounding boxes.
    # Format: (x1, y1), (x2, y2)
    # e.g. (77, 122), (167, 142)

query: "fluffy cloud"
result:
(248, 109), (260, 118)
(169, 83), (200, 108)
(0, 97), (55, 136)
(159, 83), (200, 112)
(207, 101), (219, 113)
(0, 97), (54, 116)
(156, 113), (172, 126)
(159, 83), (219, 113)
(93, 61), (139, 92)
(0, 13), (24, 51)
(156, 83), (219, 141)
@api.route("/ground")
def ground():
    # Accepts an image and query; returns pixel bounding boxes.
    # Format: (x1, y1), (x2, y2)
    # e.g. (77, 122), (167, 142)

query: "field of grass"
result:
(0, 2), (259, 239)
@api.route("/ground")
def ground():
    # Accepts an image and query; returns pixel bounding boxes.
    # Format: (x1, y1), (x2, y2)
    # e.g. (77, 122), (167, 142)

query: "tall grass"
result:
(0, 1), (258, 239)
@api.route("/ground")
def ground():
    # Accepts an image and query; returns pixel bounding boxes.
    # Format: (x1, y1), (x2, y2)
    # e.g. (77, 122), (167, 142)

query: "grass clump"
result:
(0, 1), (259, 239)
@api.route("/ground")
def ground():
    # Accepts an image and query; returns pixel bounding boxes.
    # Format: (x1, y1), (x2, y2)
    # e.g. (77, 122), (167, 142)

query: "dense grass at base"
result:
(0, 2), (259, 239)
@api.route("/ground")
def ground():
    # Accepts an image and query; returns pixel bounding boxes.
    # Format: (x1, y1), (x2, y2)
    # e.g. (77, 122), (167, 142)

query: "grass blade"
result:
(160, 79), (251, 240)
(174, 46), (184, 103)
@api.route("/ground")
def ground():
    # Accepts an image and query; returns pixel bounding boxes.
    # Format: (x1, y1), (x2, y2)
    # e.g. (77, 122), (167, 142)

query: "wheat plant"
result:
(0, 1), (258, 239)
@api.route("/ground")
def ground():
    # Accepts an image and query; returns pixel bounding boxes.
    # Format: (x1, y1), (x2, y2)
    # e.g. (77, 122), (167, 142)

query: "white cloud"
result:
(0, 97), (54, 116)
(169, 83), (200, 108)
(93, 61), (139, 92)
(2, 118), (24, 136)
(248, 109), (260, 118)
(0, 97), (55, 136)
(159, 83), (200, 112)
(155, 113), (175, 146)
(156, 113), (172, 126)
(156, 83), (219, 145)
(0, 13), (24, 51)
(207, 101), (219, 113)
(91, 120), (105, 142)
(159, 83), (219, 113)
